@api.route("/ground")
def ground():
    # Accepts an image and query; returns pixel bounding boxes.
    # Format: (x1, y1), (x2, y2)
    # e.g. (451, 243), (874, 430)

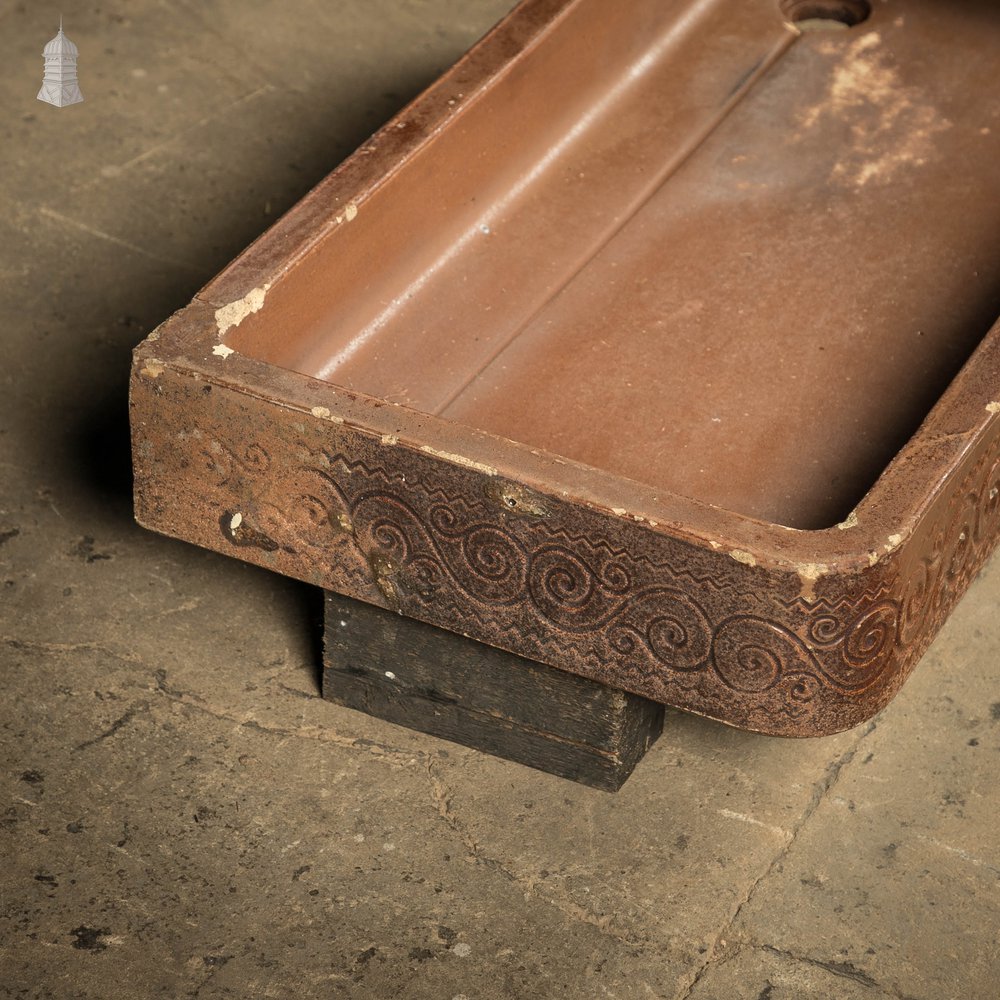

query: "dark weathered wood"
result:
(323, 593), (664, 791)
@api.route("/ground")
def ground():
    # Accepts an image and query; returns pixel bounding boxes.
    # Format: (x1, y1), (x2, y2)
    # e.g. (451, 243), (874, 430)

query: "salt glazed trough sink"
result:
(131, 0), (1000, 737)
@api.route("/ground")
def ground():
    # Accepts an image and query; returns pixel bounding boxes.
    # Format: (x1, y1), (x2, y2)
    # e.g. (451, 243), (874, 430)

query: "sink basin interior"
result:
(225, 0), (1000, 530)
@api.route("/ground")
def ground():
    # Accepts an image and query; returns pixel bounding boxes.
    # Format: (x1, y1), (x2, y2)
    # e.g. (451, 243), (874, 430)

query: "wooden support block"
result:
(323, 593), (664, 791)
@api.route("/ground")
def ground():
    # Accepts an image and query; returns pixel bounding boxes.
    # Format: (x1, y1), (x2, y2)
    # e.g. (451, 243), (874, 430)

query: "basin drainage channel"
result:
(433, 19), (807, 417)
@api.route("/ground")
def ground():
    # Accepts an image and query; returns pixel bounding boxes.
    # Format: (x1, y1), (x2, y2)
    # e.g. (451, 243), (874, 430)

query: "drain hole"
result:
(779, 0), (871, 29)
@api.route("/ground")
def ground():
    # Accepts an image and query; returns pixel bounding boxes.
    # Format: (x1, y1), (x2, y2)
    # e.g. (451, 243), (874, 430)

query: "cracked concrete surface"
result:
(2, 2), (999, 997)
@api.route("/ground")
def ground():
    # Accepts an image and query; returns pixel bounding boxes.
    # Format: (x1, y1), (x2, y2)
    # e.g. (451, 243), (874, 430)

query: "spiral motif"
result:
(462, 527), (523, 583)
(976, 456), (1000, 543)
(788, 674), (820, 705)
(650, 611), (712, 669)
(205, 439), (272, 485)
(353, 494), (531, 604)
(409, 555), (445, 597)
(606, 596), (712, 672)
(772, 674), (822, 721)
(946, 495), (977, 581)
(712, 616), (819, 693)
(608, 626), (639, 656)
(899, 558), (934, 646)
(807, 600), (899, 691)
(720, 644), (781, 692)
(948, 534), (972, 580)
(928, 527), (952, 614)
(539, 556), (597, 610)
(246, 428), (1000, 734)
(529, 547), (601, 616)
(291, 493), (332, 532)
(842, 601), (899, 667)
(253, 496), (330, 551)
(542, 564), (595, 607)
(601, 561), (632, 592)
(370, 519), (412, 561)
(528, 545), (635, 624)
(647, 615), (695, 661)
(808, 615), (843, 646)
(427, 504), (528, 599)
(428, 504), (463, 536)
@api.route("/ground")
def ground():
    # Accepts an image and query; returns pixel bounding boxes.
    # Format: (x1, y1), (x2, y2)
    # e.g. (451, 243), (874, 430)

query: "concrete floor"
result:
(2, 2), (999, 997)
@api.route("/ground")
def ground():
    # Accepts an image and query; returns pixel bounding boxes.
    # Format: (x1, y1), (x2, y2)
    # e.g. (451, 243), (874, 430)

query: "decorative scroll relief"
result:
(802, 597), (901, 689)
(195, 425), (1000, 725)
(238, 454), (900, 714)
(897, 439), (1000, 652)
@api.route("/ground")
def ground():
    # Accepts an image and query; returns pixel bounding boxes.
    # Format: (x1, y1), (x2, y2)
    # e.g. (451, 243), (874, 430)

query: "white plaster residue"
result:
(452, 943), (472, 958)
(419, 446), (496, 476)
(212, 344), (235, 359)
(310, 405), (344, 424)
(214, 282), (272, 337)
(381, 433), (398, 446)
(797, 562), (826, 582)
(384, 671), (396, 680)
(140, 360), (164, 378)
(885, 533), (903, 553)
(709, 540), (721, 550)
(986, 402), (1000, 415)
(868, 550), (880, 567)
(611, 507), (628, 517)
(229, 512), (243, 532)
(334, 202), (359, 225)
(729, 549), (757, 567)
(797, 563), (827, 600)
(836, 510), (860, 531)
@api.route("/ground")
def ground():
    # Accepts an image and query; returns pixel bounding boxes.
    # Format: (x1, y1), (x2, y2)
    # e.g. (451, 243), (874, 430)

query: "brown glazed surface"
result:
(130, 0), (1000, 735)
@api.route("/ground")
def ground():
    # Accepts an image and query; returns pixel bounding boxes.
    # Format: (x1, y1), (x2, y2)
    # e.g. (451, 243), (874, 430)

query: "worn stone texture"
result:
(1, 2), (998, 998)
